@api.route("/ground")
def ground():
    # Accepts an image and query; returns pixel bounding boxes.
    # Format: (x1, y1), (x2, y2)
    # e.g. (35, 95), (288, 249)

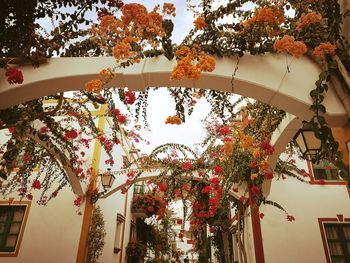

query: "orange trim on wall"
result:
(119, 191), (129, 263)
(249, 196), (265, 263)
(318, 215), (350, 263)
(0, 200), (31, 257)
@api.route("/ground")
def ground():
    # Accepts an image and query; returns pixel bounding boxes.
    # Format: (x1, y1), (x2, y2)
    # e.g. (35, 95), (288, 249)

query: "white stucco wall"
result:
(260, 163), (350, 263)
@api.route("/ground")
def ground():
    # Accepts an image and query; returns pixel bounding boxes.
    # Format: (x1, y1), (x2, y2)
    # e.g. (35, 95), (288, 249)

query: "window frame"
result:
(307, 161), (347, 185)
(319, 215), (350, 263)
(114, 213), (125, 254)
(0, 201), (31, 257)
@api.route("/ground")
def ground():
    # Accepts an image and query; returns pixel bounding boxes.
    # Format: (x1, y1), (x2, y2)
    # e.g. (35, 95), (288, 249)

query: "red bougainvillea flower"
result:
(178, 232), (184, 239)
(64, 129), (78, 140)
(201, 186), (212, 194)
(5, 67), (24, 84)
(218, 126), (231, 136)
(287, 215), (295, 222)
(147, 206), (154, 212)
(251, 185), (260, 195)
(213, 165), (223, 175)
(8, 127), (14, 133)
(181, 161), (193, 170)
(32, 179), (41, 190)
(232, 187), (239, 192)
(239, 196), (246, 203)
(158, 184), (168, 192)
(40, 126), (49, 133)
(26, 194), (33, 200)
(264, 172), (274, 180)
(117, 114), (127, 123)
(74, 196), (84, 207)
(124, 91), (136, 104)
(259, 213), (265, 219)
(176, 218), (182, 225)
(209, 177), (220, 184)
(259, 141), (274, 155)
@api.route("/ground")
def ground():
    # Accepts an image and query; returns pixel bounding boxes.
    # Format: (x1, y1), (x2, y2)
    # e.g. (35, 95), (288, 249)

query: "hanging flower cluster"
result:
(313, 42), (336, 58)
(171, 45), (216, 80)
(132, 192), (167, 218)
(296, 12), (323, 31)
(242, 6), (285, 28)
(194, 16), (206, 30)
(165, 115), (182, 125)
(273, 35), (307, 58)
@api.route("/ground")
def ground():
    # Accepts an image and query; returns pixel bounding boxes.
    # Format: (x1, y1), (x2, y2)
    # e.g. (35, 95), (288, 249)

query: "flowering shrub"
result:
(126, 241), (147, 261)
(132, 192), (167, 218)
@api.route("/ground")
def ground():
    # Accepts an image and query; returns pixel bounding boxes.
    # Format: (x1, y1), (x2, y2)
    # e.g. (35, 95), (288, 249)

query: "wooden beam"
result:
(76, 105), (107, 263)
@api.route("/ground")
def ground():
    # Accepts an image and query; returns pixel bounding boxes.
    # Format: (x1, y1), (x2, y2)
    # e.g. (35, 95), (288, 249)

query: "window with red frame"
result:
(323, 223), (350, 262)
(311, 160), (341, 181)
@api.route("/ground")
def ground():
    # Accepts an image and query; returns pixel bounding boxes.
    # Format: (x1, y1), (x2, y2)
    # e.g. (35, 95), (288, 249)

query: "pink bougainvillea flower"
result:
(5, 67), (24, 84)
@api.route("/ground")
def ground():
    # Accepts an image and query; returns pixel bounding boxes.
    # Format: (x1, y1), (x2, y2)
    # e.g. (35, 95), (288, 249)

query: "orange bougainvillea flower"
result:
(313, 42), (336, 58)
(99, 67), (113, 84)
(113, 41), (132, 60)
(85, 79), (103, 94)
(162, 3), (176, 16)
(240, 134), (254, 149)
(196, 54), (216, 72)
(296, 12), (322, 31)
(165, 115), (182, 125)
(194, 16), (206, 30)
(242, 6), (285, 28)
(223, 141), (234, 156)
(171, 46), (216, 81)
(274, 35), (307, 58)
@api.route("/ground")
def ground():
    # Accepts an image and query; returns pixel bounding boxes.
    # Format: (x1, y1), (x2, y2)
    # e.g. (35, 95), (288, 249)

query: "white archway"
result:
(0, 54), (347, 126)
(1, 54), (348, 196)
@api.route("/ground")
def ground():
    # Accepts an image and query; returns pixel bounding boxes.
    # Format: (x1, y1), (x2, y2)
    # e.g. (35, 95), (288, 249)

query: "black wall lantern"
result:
(91, 168), (115, 203)
(293, 122), (322, 162)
